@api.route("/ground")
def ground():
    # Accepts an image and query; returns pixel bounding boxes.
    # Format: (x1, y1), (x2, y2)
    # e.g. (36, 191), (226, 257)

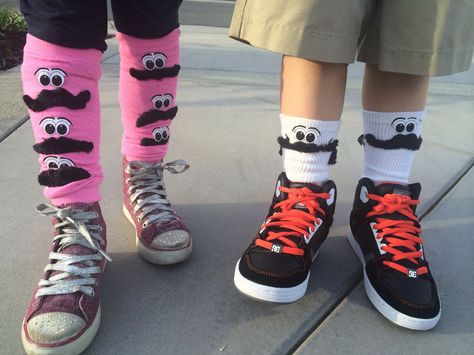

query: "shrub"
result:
(0, 7), (27, 33)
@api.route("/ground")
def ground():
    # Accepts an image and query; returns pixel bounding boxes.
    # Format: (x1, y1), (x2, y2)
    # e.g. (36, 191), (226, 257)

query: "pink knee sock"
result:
(21, 34), (103, 205)
(117, 28), (180, 162)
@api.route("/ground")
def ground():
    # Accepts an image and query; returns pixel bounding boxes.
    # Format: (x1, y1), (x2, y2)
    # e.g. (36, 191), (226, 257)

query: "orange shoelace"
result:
(366, 193), (428, 276)
(255, 186), (329, 256)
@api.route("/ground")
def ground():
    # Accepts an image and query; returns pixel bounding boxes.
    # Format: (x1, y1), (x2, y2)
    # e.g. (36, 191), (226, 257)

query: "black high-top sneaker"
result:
(348, 178), (440, 330)
(234, 172), (336, 303)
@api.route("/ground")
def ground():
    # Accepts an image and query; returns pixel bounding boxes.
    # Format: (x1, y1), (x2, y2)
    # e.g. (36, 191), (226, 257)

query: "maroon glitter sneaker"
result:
(21, 202), (110, 355)
(122, 158), (192, 265)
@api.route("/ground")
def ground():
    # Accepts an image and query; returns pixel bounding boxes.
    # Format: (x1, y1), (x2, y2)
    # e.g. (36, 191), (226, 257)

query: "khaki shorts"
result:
(229, 0), (474, 76)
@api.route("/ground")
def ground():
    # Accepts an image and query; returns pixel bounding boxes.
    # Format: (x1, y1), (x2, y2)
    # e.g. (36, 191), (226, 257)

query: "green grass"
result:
(0, 7), (27, 32)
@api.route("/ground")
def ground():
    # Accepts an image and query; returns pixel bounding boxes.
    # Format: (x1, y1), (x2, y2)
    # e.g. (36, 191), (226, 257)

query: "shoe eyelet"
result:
(90, 290), (95, 297)
(142, 223), (147, 228)
(137, 217), (141, 222)
(97, 226), (103, 232)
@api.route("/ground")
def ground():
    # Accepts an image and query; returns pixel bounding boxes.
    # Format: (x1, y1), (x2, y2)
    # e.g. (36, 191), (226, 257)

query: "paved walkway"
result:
(0, 25), (473, 354)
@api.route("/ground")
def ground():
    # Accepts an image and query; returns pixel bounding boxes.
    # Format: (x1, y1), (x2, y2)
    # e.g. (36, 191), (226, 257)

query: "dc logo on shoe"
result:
(408, 269), (418, 278)
(271, 244), (282, 253)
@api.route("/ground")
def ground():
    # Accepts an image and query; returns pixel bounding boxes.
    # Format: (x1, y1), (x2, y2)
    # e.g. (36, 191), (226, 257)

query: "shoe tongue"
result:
(50, 204), (100, 278)
(375, 183), (411, 197)
(289, 181), (323, 193)
(274, 172), (323, 203)
(265, 173), (321, 244)
(48, 240), (96, 283)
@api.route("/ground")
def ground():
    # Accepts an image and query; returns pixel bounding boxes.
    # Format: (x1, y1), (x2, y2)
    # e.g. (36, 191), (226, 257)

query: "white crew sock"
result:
(361, 110), (425, 184)
(280, 114), (341, 184)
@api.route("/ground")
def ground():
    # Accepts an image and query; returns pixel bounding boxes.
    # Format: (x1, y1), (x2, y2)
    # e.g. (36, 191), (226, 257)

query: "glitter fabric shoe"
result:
(22, 202), (110, 355)
(122, 158), (192, 265)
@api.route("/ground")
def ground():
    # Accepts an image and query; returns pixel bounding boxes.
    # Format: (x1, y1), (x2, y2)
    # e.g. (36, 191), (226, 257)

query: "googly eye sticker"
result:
(391, 117), (418, 135)
(40, 117), (72, 136)
(405, 117), (417, 133)
(151, 93), (174, 110)
(43, 156), (75, 169)
(142, 52), (167, 70)
(152, 126), (170, 143)
(292, 125), (321, 143)
(34, 68), (67, 87)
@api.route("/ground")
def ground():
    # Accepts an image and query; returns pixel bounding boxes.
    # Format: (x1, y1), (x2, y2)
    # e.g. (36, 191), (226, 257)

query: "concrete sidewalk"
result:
(0, 25), (473, 354)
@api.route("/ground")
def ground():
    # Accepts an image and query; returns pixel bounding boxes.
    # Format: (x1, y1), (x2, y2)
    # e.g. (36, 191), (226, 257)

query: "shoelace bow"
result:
(256, 186), (329, 256)
(126, 160), (189, 228)
(35, 204), (111, 298)
(366, 193), (428, 276)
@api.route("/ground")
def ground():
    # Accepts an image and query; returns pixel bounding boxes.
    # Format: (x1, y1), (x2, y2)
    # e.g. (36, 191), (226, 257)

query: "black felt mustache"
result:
(358, 133), (422, 150)
(140, 137), (170, 146)
(33, 137), (94, 155)
(136, 106), (178, 127)
(129, 64), (181, 80)
(278, 136), (339, 164)
(38, 166), (91, 187)
(23, 88), (91, 112)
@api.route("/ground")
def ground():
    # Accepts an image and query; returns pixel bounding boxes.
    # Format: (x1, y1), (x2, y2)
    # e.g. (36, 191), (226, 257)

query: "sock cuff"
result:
(280, 114), (340, 144)
(24, 34), (102, 68)
(362, 109), (426, 125)
(116, 28), (180, 51)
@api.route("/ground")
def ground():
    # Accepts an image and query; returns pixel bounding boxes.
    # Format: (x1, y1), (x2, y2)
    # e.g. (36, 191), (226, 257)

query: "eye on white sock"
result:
(279, 114), (341, 184)
(361, 110), (425, 184)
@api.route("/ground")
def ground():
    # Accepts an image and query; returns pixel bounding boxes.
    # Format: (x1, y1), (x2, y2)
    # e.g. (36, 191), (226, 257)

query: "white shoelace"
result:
(125, 160), (189, 228)
(35, 204), (111, 298)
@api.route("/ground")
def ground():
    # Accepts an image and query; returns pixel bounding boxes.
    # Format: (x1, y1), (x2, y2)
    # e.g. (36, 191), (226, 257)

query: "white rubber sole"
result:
(22, 307), (101, 355)
(123, 205), (192, 265)
(233, 256), (317, 303)
(347, 229), (441, 330)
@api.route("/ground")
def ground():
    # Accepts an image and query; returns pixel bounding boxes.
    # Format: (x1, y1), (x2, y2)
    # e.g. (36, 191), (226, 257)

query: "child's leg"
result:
(20, 1), (108, 353)
(362, 64), (429, 112)
(360, 64), (429, 184)
(234, 56), (343, 302)
(349, 63), (439, 330)
(280, 56), (345, 183)
(281, 56), (347, 119)
(117, 29), (179, 162)
(348, 0), (474, 329)
(229, 0), (364, 303)
(21, 0), (106, 204)
(112, 0), (192, 265)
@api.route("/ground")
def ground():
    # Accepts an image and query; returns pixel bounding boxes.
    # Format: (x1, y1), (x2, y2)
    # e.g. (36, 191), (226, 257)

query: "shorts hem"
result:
(357, 45), (474, 76)
(229, 17), (357, 64)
